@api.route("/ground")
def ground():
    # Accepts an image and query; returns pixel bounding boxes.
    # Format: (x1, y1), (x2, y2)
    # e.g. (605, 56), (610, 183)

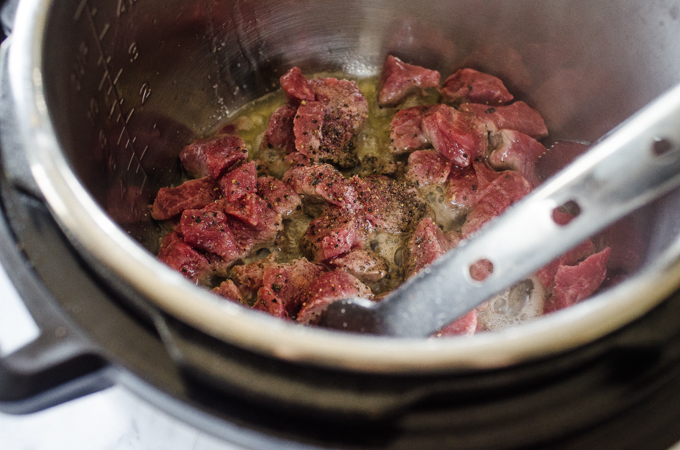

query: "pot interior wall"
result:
(42, 0), (680, 300)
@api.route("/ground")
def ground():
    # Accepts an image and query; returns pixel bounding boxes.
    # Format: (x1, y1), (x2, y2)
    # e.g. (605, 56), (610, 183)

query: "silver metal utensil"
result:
(320, 82), (680, 337)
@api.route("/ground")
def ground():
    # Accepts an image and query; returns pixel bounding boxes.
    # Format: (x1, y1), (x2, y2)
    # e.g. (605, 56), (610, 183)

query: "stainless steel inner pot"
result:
(9, 0), (680, 372)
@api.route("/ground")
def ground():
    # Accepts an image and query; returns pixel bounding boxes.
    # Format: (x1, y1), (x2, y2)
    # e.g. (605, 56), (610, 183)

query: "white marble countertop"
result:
(0, 261), (244, 450)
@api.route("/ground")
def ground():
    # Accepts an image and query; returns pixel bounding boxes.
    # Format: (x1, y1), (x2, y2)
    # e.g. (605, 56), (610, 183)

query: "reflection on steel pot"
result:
(9, 0), (680, 373)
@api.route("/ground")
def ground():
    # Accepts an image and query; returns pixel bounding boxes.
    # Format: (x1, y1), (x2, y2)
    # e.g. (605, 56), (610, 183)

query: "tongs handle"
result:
(340, 83), (680, 337)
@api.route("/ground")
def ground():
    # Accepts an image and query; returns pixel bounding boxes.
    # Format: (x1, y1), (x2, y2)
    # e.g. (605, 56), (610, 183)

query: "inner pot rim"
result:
(10, 0), (680, 374)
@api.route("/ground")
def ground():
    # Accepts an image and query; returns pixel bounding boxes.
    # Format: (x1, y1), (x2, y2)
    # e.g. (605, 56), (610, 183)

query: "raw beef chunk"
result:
(179, 135), (248, 180)
(179, 208), (242, 265)
(212, 279), (245, 304)
(446, 162), (503, 211)
(297, 271), (374, 325)
(158, 230), (212, 284)
(280, 67), (315, 102)
(253, 258), (325, 318)
(151, 177), (220, 220)
(389, 105), (432, 154)
(300, 206), (368, 262)
(460, 101), (548, 139)
(421, 105), (488, 167)
(404, 217), (451, 278)
(406, 150), (453, 186)
(433, 310), (478, 337)
(488, 130), (547, 186)
(257, 176), (302, 217)
(329, 249), (388, 284)
(283, 164), (359, 210)
(535, 240), (595, 289)
(391, 105), (488, 167)
(217, 161), (258, 202)
(261, 104), (297, 153)
(544, 248), (611, 313)
(441, 68), (513, 106)
(231, 254), (277, 298)
(461, 171), (533, 238)
(378, 55), (441, 107)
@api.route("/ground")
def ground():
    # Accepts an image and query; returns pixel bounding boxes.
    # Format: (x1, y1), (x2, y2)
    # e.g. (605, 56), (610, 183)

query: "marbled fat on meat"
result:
(378, 55), (441, 107)
(441, 68), (514, 106)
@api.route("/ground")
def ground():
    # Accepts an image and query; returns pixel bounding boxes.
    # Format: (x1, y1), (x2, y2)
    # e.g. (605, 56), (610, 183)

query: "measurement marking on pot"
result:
(113, 68), (123, 85)
(74, 0), (87, 21)
(99, 23), (110, 41)
(82, 1), (148, 189)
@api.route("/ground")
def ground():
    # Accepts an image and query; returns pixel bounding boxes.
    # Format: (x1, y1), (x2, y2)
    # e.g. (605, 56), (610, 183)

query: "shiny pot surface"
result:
(9, 0), (680, 372)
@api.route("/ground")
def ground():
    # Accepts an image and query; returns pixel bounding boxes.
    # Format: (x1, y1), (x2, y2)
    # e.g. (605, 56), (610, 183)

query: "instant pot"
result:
(4, 0), (680, 448)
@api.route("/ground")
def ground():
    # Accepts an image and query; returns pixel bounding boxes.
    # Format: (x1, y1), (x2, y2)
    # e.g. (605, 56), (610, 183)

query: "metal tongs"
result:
(319, 83), (680, 337)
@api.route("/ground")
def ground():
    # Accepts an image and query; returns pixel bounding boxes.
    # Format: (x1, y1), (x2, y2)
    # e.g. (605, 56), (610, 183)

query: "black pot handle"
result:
(0, 30), (111, 414)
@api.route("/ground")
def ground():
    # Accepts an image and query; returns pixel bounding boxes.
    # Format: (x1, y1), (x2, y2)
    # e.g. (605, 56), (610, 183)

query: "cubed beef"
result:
(446, 162), (501, 211)
(461, 171), (533, 238)
(433, 310), (478, 337)
(212, 279), (246, 304)
(488, 130), (546, 186)
(257, 176), (302, 217)
(179, 208), (242, 265)
(280, 67), (315, 102)
(261, 104), (297, 153)
(460, 101), (548, 140)
(535, 240), (595, 289)
(544, 248), (610, 313)
(231, 254), (277, 297)
(226, 201), (283, 255)
(389, 105), (431, 154)
(421, 105), (488, 168)
(378, 55), (441, 107)
(284, 152), (311, 169)
(151, 177), (220, 221)
(404, 217), (451, 278)
(329, 249), (388, 284)
(300, 206), (368, 262)
(297, 271), (374, 325)
(217, 161), (258, 202)
(283, 164), (359, 211)
(309, 77), (370, 168)
(253, 258), (325, 318)
(158, 230), (212, 284)
(353, 176), (429, 233)
(406, 150), (453, 186)
(441, 68), (514, 106)
(179, 135), (248, 180)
